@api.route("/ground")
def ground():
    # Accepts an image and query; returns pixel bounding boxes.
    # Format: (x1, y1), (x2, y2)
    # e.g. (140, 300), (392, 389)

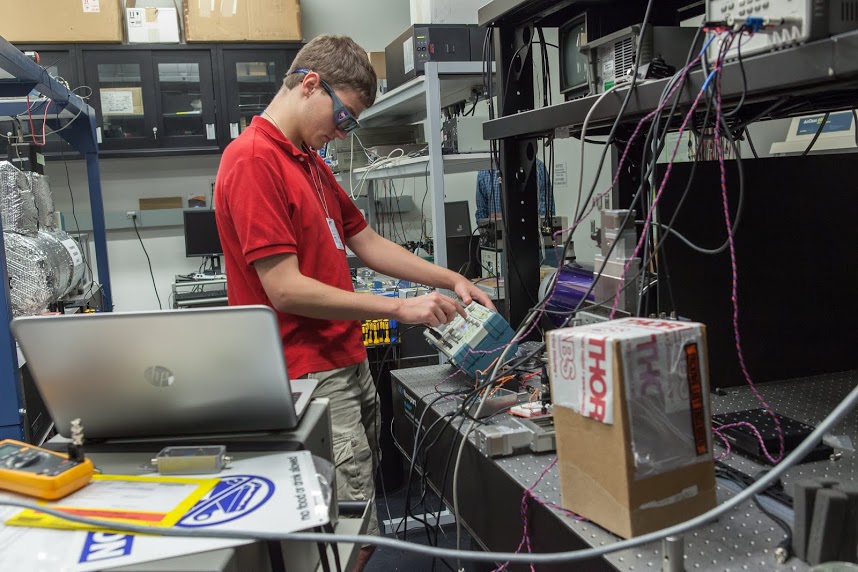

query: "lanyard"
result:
(303, 145), (344, 251)
(305, 152), (330, 219)
(302, 158), (331, 218)
(261, 110), (331, 218)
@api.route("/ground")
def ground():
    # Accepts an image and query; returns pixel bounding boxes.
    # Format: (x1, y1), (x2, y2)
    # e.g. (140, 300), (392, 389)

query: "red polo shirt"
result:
(215, 116), (368, 378)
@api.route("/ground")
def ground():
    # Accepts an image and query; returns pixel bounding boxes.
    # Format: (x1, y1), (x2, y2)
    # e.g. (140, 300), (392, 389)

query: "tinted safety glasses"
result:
(290, 68), (360, 133)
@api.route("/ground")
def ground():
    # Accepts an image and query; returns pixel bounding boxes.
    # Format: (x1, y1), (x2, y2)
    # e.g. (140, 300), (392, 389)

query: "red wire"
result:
(600, 30), (784, 464)
(607, 52), (721, 318)
(712, 33), (785, 464)
(493, 457), (586, 572)
(530, 51), (709, 334)
(25, 95), (50, 146)
(712, 428), (732, 461)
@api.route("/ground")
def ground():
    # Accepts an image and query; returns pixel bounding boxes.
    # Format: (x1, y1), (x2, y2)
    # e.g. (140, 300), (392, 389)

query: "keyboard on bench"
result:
(175, 289), (227, 302)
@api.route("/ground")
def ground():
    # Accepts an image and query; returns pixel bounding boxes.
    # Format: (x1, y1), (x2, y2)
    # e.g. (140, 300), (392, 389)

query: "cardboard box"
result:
(0, 0), (123, 43)
(183, 0), (302, 42)
(546, 318), (716, 539)
(101, 87), (144, 116)
(367, 52), (386, 80)
(126, 6), (181, 43)
(409, 0), (481, 24)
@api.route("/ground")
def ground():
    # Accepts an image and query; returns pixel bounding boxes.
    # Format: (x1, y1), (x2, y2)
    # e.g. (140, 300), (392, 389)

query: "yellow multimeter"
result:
(0, 439), (94, 500)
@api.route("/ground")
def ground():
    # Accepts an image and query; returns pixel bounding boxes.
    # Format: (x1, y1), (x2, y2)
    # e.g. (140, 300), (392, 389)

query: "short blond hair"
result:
(284, 35), (377, 108)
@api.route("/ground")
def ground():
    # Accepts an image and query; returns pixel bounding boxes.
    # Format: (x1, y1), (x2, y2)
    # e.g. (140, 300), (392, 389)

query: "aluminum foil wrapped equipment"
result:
(0, 160), (38, 236)
(26, 172), (56, 231)
(4, 230), (86, 316)
(2, 161), (82, 315)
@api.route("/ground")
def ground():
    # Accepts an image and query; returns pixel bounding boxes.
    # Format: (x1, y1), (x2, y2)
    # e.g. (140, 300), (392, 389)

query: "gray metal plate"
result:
(392, 365), (857, 571)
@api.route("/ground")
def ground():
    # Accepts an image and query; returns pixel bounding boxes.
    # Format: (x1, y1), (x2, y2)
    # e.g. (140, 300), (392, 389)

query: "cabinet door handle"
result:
(229, 122), (239, 139)
(153, 127), (158, 141)
(206, 123), (216, 141)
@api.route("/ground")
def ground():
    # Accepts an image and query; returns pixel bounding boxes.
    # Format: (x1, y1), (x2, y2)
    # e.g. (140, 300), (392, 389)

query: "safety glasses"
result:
(291, 68), (361, 134)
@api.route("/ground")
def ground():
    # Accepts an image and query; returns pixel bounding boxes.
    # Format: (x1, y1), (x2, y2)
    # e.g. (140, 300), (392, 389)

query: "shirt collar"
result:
(251, 115), (313, 160)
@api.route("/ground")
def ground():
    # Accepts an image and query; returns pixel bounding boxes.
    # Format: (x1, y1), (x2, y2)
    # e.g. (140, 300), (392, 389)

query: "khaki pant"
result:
(303, 359), (379, 537)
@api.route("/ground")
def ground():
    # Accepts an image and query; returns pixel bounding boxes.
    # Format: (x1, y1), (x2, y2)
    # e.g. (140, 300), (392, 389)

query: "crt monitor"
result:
(559, 14), (591, 99)
(183, 209), (223, 275)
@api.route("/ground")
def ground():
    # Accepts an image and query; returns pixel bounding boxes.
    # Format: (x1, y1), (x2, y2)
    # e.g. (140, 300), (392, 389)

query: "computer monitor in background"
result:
(445, 201), (472, 238)
(445, 201), (479, 279)
(183, 209), (223, 275)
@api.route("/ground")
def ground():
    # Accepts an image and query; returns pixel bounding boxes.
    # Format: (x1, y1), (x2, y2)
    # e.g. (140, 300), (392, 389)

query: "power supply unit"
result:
(707, 0), (858, 60)
(581, 25), (701, 93)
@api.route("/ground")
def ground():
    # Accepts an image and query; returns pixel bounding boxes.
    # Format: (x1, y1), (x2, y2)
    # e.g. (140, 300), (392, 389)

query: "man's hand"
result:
(451, 276), (496, 310)
(395, 292), (466, 327)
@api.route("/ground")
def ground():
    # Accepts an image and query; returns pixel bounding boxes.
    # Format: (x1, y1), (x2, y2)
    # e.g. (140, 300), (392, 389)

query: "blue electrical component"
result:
(744, 17), (766, 33)
(423, 302), (518, 377)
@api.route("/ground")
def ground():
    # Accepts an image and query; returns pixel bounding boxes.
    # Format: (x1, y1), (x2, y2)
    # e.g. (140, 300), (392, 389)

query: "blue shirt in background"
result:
(475, 159), (556, 221)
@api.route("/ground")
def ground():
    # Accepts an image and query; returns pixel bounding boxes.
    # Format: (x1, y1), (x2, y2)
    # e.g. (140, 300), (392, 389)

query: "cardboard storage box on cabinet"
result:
(126, 1), (181, 44)
(183, 0), (302, 42)
(546, 318), (717, 539)
(0, 0), (123, 43)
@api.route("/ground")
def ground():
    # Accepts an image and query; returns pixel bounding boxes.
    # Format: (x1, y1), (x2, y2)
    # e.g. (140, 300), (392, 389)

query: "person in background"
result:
(214, 34), (495, 572)
(475, 158), (556, 221)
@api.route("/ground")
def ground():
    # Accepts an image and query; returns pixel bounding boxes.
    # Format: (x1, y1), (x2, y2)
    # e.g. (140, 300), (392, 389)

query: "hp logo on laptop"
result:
(145, 366), (175, 388)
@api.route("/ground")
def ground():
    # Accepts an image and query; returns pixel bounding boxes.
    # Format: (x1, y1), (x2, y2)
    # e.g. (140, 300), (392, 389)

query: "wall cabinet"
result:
(82, 48), (219, 154)
(2, 43), (301, 160)
(219, 47), (298, 142)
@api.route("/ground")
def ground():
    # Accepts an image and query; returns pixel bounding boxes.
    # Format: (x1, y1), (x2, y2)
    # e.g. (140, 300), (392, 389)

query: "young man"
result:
(215, 35), (494, 570)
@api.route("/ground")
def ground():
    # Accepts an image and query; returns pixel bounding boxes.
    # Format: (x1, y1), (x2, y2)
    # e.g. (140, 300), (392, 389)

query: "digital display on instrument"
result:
(0, 444), (21, 457)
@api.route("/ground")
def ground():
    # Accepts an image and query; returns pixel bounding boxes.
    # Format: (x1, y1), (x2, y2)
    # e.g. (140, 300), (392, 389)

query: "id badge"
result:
(326, 218), (345, 250)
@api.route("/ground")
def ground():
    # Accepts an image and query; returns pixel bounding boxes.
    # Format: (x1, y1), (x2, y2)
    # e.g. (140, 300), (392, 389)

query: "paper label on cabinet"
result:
(82, 0), (100, 13)
(101, 91), (135, 115)
(403, 38), (415, 74)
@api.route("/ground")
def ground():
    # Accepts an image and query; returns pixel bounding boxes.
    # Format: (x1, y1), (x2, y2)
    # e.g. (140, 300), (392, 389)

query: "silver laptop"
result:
(11, 305), (318, 440)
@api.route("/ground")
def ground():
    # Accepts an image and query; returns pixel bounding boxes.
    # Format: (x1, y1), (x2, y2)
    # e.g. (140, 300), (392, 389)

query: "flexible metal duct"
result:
(4, 230), (86, 316)
(0, 161), (38, 236)
(26, 172), (56, 231)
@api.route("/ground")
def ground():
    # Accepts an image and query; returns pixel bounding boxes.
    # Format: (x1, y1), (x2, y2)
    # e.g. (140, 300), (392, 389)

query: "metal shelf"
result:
(351, 152), (492, 180)
(483, 30), (858, 140)
(478, 0), (585, 28)
(0, 34), (113, 440)
(351, 61), (493, 270)
(359, 61), (491, 128)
